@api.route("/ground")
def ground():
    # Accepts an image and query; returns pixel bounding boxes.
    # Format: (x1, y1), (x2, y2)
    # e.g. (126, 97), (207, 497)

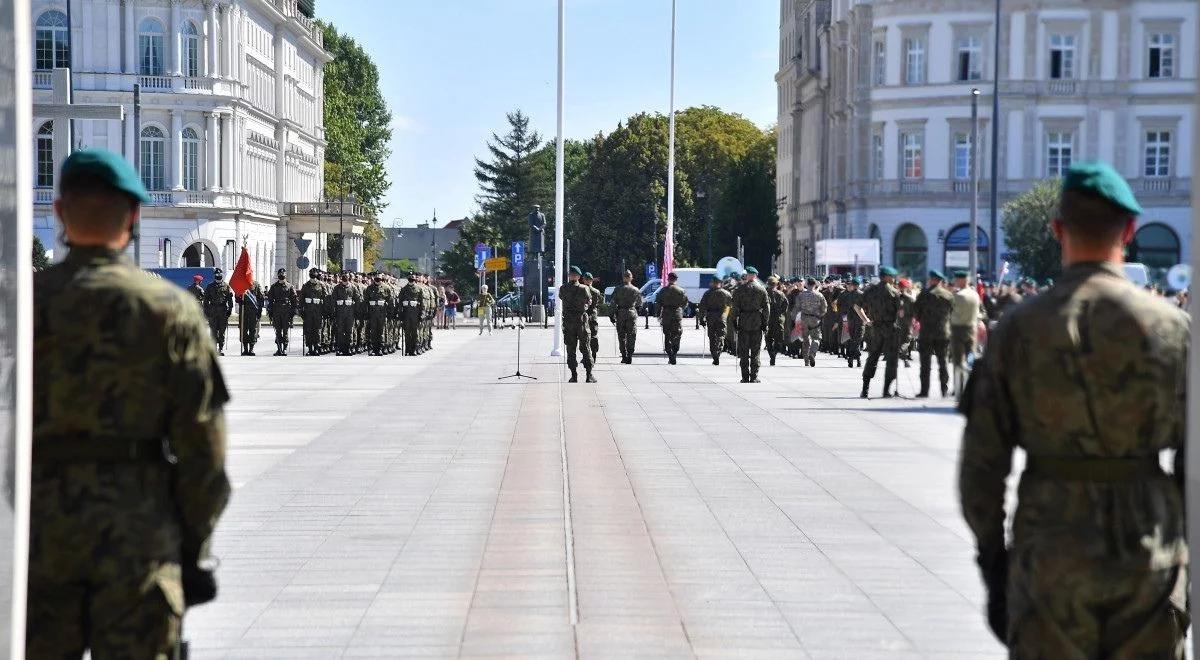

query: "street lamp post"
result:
(969, 88), (981, 283)
(989, 0), (1001, 277)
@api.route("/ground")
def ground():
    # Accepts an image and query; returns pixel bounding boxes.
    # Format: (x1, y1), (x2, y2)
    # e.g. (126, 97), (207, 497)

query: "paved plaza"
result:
(189, 322), (1004, 658)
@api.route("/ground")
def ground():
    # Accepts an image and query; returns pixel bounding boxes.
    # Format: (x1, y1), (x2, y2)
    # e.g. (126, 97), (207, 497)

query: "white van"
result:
(641, 268), (717, 316)
(1123, 263), (1151, 288)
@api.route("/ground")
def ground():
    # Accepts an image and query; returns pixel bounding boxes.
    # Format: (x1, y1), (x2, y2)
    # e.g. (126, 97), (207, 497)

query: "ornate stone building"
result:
(778, 0), (1195, 282)
(32, 0), (364, 277)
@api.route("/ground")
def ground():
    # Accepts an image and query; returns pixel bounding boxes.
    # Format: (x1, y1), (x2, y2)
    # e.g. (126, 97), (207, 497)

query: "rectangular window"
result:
(185, 37), (200, 78)
(1144, 131), (1171, 177)
(1049, 33), (1075, 79)
(183, 140), (200, 191)
(901, 132), (923, 179)
(954, 132), (973, 179)
(140, 141), (164, 191)
(873, 39), (886, 85)
(1046, 131), (1073, 178)
(904, 37), (925, 84)
(872, 132), (884, 180)
(36, 135), (54, 187)
(1148, 33), (1175, 79)
(140, 35), (164, 75)
(957, 35), (982, 81)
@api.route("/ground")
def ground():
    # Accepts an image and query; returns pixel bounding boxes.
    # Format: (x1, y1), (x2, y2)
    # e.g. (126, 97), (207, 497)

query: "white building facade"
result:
(32, 0), (364, 278)
(777, 0), (1195, 283)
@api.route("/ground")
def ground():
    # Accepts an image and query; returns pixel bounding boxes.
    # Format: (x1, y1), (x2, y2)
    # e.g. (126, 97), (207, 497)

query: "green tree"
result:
(474, 110), (554, 240)
(32, 235), (50, 271)
(1001, 179), (1061, 282)
(320, 22), (392, 270)
(714, 129), (779, 272)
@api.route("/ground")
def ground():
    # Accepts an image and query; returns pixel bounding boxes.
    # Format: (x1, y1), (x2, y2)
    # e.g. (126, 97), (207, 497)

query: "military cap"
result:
(569, 265), (582, 276)
(879, 266), (899, 277)
(213, 267), (223, 276)
(192, 274), (204, 282)
(766, 275), (779, 283)
(277, 268), (286, 276)
(745, 266), (759, 275)
(929, 269), (946, 281)
(953, 270), (969, 279)
(851, 276), (863, 285)
(1062, 161), (1142, 215)
(1044, 278), (1054, 286)
(59, 148), (152, 204)
(583, 272), (593, 279)
(667, 272), (679, 281)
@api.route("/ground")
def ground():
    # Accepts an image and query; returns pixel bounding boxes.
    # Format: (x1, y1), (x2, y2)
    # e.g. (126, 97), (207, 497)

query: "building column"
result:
(205, 111), (219, 190)
(273, 24), (285, 117)
(123, 0), (136, 74)
(169, 0), (182, 76)
(206, 2), (218, 78)
(220, 113), (233, 190)
(275, 122), (287, 203)
(224, 5), (237, 81)
(170, 110), (184, 190)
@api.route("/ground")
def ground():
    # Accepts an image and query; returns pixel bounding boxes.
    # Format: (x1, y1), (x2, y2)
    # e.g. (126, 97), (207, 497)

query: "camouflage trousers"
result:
(28, 464), (183, 659)
(950, 324), (976, 368)
(766, 319), (787, 358)
(737, 327), (763, 379)
(918, 337), (949, 394)
(563, 316), (593, 373)
(239, 318), (259, 353)
(799, 319), (821, 359)
(206, 315), (227, 351)
(661, 317), (682, 357)
(705, 315), (726, 359)
(589, 314), (600, 357)
(862, 328), (899, 384)
(616, 317), (638, 360)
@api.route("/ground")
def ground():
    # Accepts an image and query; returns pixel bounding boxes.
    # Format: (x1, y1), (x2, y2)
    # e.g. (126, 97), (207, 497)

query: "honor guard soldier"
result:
(559, 266), (596, 382)
(856, 266), (902, 398)
(399, 272), (422, 355)
(299, 268), (328, 355)
(835, 277), (865, 368)
(765, 275), (789, 366)
(959, 161), (1189, 657)
(730, 267), (769, 382)
(610, 271), (643, 364)
(331, 272), (360, 355)
(237, 278), (265, 356)
(267, 268), (298, 356)
(203, 267), (234, 356)
(31, 149), (230, 658)
(656, 272), (689, 364)
(698, 276), (732, 365)
(364, 273), (389, 355)
(912, 270), (954, 397)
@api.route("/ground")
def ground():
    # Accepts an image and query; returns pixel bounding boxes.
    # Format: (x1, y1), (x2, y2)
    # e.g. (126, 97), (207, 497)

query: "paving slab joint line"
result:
(558, 354), (580, 629)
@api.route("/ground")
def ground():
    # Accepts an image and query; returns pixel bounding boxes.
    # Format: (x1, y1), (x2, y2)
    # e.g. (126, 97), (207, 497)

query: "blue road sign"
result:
(474, 243), (491, 271)
(645, 262), (658, 281)
(511, 241), (525, 265)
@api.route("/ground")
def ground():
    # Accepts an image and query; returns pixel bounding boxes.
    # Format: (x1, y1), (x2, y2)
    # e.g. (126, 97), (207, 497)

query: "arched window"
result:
(182, 127), (200, 191)
(1128, 223), (1180, 283)
(140, 126), (166, 191)
(893, 224), (927, 279)
(35, 11), (69, 71)
(183, 22), (201, 78)
(182, 242), (217, 268)
(138, 18), (165, 76)
(36, 121), (54, 188)
(943, 224), (990, 277)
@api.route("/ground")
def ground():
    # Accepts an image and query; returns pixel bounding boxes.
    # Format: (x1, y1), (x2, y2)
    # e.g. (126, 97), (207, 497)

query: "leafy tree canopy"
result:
(1001, 179), (1061, 282)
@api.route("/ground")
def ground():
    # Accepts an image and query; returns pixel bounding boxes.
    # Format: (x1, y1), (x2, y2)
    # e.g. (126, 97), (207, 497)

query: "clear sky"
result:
(317, 0), (779, 228)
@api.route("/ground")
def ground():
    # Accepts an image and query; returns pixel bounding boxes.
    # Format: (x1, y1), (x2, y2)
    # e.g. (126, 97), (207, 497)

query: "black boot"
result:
(740, 365), (749, 383)
(769, 354), (776, 366)
(712, 355), (719, 365)
(586, 371), (597, 383)
(568, 370), (578, 383)
(860, 380), (870, 399)
(882, 378), (894, 398)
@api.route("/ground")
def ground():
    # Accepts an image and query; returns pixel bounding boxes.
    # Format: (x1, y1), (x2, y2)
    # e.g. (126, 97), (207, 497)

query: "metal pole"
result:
(736, 236), (744, 265)
(969, 88), (980, 283)
(132, 83), (141, 266)
(988, 0), (1001, 277)
(65, 0), (74, 155)
(551, 0), (565, 356)
(1187, 94), (1200, 660)
(664, 0), (676, 281)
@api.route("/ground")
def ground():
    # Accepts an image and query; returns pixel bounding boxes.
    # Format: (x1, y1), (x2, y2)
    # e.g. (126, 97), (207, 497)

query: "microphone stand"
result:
(498, 319), (537, 381)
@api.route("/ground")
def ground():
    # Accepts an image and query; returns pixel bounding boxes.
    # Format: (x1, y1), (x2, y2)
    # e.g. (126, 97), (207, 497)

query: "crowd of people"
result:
(191, 268), (457, 357)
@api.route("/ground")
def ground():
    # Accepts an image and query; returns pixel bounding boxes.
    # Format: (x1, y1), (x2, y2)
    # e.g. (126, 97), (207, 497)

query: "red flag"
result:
(662, 231), (674, 282)
(229, 245), (253, 297)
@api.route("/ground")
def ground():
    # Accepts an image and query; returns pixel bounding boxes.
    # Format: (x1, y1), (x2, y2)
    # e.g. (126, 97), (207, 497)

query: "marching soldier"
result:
(267, 268), (298, 357)
(730, 266), (769, 383)
(31, 149), (229, 657)
(657, 272), (689, 365)
(203, 267), (234, 356)
(610, 270), (643, 364)
(698, 276), (732, 365)
(299, 268), (327, 355)
(835, 277), (865, 368)
(765, 275), (789, 366)
(237, 279), (265, 356)
(559, 266), (596, 382)
(856, 266), (902, 399)
(331, 272), (360, 355)
(820, 276), (841, 354)
(794, 277), (828, 367)
(723, 276), (739, 356)
(582, 272), (603, 358)
(913, 270), (954, 397)
(959, 161), (1189, 656)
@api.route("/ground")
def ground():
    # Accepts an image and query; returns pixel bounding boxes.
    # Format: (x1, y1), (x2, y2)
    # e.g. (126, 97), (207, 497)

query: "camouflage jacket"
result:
(767, 287), (789, 323)
(913, 284), (954, 341)
(331, 282), (360, 317)
(611, 284), (644, 321)
(959, 261), (1189, 569)
(34, 246), (230, 558)
(698, 287), (732, 320)
(238, 282), (265, 319)
(202, 281), (233, 319)
(795, 289), (828, 325)
(298, 279), (328, 314)
(730, 281), (769, 332)
(267, 280), (298, 320)
(859, 282), (900, 332)
(559, 281), (593, 324)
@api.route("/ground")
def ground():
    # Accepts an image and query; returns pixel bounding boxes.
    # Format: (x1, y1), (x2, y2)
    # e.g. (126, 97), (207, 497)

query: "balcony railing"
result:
(183, 77), (213, 91)
(1139, 178), (1172, 193)
(138, 75), (172, 91)
(33, 71), (52, 89)
(149, 191), (174, 205)
(34, 188), (53, 204)
(272, 0), (324, 47)
(1046, 79), (1077, 95)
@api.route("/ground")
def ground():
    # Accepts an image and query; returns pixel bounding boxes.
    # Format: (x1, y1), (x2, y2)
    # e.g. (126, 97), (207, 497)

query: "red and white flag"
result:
(662, 232), (674, 283)
(229, 244), (254, 299)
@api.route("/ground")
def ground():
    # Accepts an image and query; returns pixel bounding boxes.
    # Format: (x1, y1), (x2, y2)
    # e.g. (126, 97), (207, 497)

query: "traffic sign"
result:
(513, 277), (524, 287)
(645, 262), (658, 281)
(474, 243), (491, 270)
(511, 241), (525, 265)
(484, 256), (509, 272)
(296, 256), (310, 269)
(293, 238), (312, 255)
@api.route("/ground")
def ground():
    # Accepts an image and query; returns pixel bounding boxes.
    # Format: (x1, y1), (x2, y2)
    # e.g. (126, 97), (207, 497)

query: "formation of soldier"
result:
(197, 267), (445, 358)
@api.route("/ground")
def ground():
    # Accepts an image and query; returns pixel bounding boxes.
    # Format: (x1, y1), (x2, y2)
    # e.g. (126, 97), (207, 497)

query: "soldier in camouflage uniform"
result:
(202, 267), (233, 356)
(835, 278), (865, 368)
(237, 279), (265, 356)
(656, 272), (690, 365)
(723, 277), (739, 356)
(959, 161), (1189, 657)
(187, 274), (205, 305)
(765, 276), (789, 366)
(583, 272), (603, 358)
(730, 267), (769, 383)
(299, 268), (327, 355)
(610, 270), (643, 364)
(364, 273), (388, 355)
(559, 266), (596, 382)
(913, 270), (954, 397)
(399, 272), (422, 355)
(331, 272), (360, 355)
(31, 150), (230, 658)
(698, 276), (732, 365)
(794, 277), (828, 367)
(856, 266), (902, 399)
(267, 268), (298, 356)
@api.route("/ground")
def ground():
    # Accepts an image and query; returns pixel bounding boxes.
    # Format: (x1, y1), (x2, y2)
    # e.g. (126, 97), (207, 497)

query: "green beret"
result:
(953, 270), (969, 279)
(1062, 161), (1142, 215)
(60, 148), (152, 203)
(569, 266), (582, 276)
(851, 276), (863, 285)
(583, 272), (593, 279)
(929, 269), (946, 281)
(745, 266), (759, 275)
(879, 266), (899, 277)
(1044, 278), (1054, 286)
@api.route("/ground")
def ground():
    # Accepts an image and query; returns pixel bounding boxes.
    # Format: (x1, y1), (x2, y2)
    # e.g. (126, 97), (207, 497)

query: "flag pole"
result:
(551, 0), (566, 357)
(664, 0), (677, 280)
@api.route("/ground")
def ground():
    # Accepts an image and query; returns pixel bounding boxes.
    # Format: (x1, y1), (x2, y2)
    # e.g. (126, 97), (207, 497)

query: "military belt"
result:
(34, 436), (169, 464)
(1024, 455), (1163, 482)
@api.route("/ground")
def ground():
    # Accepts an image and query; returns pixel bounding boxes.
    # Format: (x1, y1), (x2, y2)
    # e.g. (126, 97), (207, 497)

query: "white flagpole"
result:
(665, 0), (676, 278)
(551, 0), (566, 356)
